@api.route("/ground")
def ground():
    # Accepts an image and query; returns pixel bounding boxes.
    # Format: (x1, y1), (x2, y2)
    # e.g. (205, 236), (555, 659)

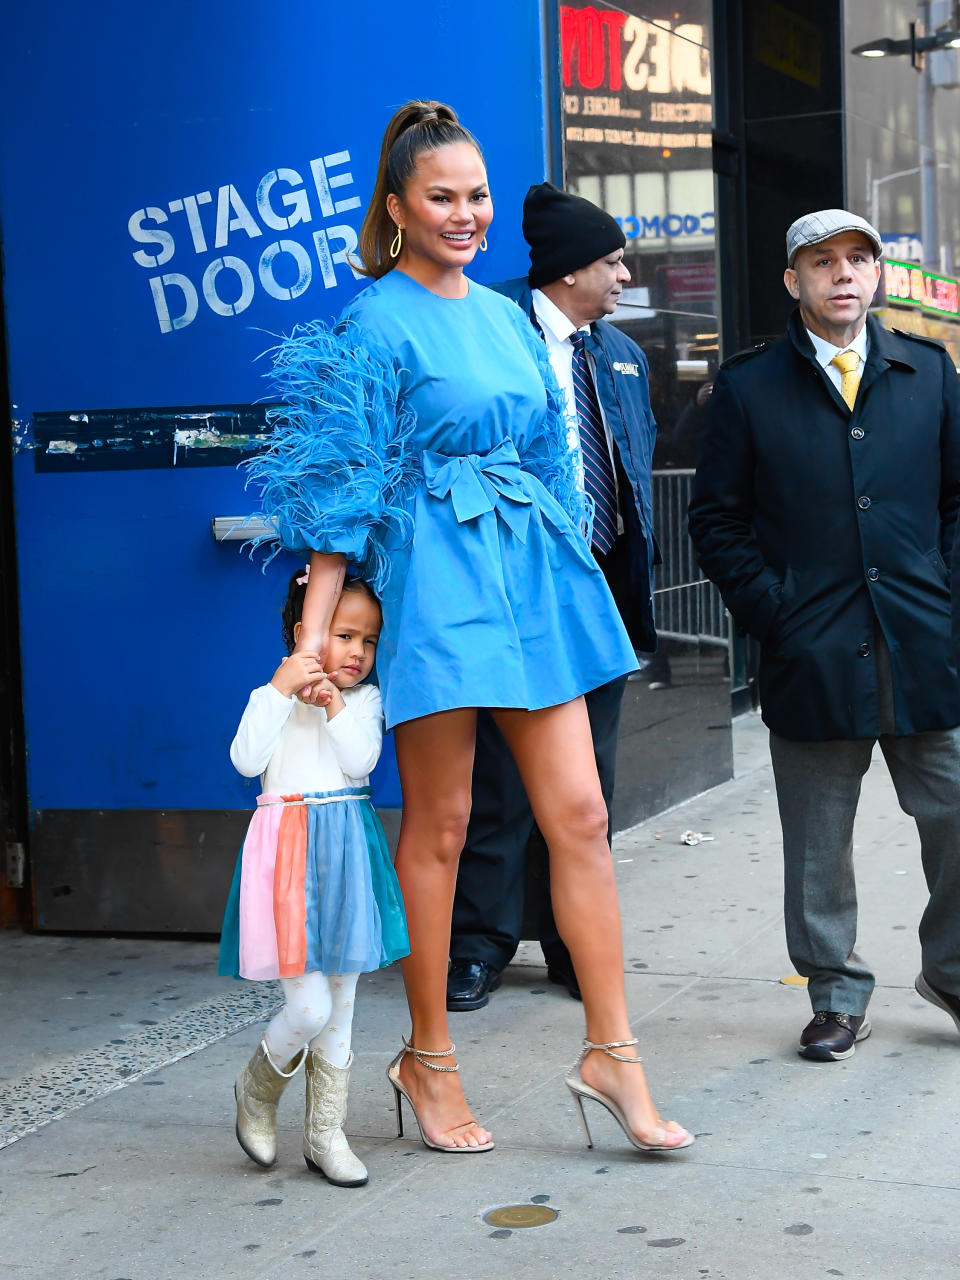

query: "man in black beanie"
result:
(447, 182), (660, 1011)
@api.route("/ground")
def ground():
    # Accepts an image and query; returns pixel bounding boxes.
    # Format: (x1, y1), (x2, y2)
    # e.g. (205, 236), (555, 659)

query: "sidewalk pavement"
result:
(3, 711), (958, 1280)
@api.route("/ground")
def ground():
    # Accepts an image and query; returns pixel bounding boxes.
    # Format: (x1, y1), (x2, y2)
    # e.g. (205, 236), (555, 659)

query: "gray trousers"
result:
(770, 725), (960, 1014)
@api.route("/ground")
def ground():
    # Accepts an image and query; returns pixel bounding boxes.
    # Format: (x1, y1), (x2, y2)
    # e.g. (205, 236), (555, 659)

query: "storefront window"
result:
(845, 1), (960, 368)
(559, 2), (734, 811)
(560, 2), (716, 465)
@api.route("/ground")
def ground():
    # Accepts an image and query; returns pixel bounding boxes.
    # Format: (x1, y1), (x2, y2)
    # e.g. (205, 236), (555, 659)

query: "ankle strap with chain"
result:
(582, 1036), (641, 1063)
(403, 1035), (460, 1073)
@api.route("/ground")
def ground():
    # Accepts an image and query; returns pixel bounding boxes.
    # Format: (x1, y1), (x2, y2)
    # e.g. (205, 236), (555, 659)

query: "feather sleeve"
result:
(508, 306), (590, 539)
(243, 318), (418, 594)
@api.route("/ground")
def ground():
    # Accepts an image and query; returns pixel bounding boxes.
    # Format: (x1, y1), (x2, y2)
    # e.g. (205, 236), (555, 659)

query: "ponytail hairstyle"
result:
(356, 100), (484, 279)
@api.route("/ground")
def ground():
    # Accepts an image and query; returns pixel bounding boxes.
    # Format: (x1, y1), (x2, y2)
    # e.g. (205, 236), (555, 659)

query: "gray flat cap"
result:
(786, 209), (883, 267)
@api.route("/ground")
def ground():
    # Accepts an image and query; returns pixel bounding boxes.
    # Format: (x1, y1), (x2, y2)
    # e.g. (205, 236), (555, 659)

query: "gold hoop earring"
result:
(479, 235), (488, 252)
(389, 225), (403, 259)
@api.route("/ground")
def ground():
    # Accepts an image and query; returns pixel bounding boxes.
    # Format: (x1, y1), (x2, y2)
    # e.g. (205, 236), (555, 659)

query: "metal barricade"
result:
(651, 469), (728, 647)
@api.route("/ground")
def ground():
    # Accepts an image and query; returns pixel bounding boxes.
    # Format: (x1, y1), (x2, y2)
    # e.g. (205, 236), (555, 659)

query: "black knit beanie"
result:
(523, 182), (626, 288)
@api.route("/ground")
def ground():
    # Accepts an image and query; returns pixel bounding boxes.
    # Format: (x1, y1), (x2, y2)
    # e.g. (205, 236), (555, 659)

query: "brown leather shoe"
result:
(798, 1011), (871, 1061)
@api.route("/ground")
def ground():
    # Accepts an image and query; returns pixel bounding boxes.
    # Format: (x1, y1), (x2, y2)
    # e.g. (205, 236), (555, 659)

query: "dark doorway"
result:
(0, 293), (29, 928)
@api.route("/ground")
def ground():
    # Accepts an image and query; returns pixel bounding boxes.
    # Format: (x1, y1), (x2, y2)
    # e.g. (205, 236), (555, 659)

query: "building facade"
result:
(0, 2), (572, 932)
(712, 0), (960, 357)
(5, 1), (957, 933)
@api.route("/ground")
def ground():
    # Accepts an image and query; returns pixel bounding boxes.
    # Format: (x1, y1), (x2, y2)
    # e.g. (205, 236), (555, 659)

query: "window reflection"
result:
(559, 1), (732, 818)
(559, 3), (718, 463)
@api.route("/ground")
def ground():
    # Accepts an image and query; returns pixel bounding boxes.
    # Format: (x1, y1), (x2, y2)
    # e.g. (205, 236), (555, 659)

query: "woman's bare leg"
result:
(393, 708), (492, 1148)
(493, 698), (689, 1146)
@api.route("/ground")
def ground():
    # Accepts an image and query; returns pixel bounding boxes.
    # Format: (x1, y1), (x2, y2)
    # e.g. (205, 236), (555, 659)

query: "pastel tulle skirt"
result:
(218, 786), (409, 980)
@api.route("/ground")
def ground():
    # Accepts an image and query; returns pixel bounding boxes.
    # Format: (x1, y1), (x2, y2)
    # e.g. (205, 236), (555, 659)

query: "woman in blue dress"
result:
(248, 101), (693, 1156)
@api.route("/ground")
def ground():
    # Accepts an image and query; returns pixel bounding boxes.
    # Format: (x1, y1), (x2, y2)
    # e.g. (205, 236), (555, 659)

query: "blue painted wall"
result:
(1, 3), (551, 815)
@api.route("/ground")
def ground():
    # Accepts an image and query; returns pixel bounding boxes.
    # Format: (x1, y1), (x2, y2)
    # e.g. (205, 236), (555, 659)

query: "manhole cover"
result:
(483, 1204), (559, 1229)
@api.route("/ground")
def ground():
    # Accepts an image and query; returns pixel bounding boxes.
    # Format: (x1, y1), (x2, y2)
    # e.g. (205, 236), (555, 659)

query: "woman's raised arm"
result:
(295, 551), (347, 666)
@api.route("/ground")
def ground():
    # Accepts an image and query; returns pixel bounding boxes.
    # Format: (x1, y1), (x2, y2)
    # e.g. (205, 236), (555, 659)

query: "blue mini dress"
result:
(247, 270), (637, 729)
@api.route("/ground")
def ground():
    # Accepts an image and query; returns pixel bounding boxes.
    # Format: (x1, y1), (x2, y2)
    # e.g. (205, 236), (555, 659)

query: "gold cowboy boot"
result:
(235, 1039), (305, 1167)
(302, 1050), (368, 1186)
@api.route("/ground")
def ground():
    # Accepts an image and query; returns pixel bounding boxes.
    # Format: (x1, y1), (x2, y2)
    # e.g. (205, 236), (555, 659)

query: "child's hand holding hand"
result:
(297, 673), (346, 718)
(270, 651), (326, 699)
(291, 630), (330, 699)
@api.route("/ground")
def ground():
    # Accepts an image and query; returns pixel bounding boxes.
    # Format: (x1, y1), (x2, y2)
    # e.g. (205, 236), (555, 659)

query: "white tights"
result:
(262, 971), (359, 1069)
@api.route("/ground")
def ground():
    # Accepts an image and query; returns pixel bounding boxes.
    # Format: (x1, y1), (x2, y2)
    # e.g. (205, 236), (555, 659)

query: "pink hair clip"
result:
(295, 564), (310, 586)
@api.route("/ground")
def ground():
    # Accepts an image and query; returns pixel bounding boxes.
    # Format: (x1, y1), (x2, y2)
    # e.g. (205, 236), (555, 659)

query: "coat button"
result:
(867, 567), (880, 581)
(851, 427), (865, 440)
(857, 495), (871, 509)
(858, 642), (871, 657)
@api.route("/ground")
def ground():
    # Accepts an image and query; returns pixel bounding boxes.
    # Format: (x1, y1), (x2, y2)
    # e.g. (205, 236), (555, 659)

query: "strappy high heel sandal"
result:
(564, 1037), (694, 1153)
(386, 1037), (495, 1153)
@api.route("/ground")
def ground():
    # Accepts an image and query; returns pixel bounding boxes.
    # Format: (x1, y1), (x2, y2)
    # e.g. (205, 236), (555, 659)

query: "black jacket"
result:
(494, 277), (659, 650)
(688, 310), (960, 740)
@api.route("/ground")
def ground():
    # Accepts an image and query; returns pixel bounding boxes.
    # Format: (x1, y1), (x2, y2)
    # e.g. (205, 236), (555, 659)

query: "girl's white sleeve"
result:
(325, 684), (385, 778)
(230, 683), (296, 778)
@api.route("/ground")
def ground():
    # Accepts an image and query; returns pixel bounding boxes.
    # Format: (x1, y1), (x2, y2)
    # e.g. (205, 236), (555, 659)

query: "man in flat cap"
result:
(446, 182), (659, 1011)
(689, 208), (960, 1059)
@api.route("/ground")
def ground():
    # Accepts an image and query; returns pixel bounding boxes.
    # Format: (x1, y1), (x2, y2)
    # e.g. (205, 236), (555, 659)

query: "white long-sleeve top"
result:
(230, 680), (383, 792)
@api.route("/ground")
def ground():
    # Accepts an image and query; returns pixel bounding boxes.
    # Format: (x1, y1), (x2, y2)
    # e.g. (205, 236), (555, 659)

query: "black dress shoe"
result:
(545, 958), (582, 1001)
(798, 1010), (871, 1061)
(915, 972), (960, 1034)
(446, 961), (501, 1012)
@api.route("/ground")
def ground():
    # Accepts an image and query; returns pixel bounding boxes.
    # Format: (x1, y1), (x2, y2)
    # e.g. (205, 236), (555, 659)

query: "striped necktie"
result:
(570, 330), (618, 555)
(830, 349), (861, 410)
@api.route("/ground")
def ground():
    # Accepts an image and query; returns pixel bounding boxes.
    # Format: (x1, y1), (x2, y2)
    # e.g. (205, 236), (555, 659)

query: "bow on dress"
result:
(422, 439), (534, 542)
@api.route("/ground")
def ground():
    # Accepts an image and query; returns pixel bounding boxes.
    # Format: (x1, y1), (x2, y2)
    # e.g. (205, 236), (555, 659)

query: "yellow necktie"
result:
(830, 349), (861, 410)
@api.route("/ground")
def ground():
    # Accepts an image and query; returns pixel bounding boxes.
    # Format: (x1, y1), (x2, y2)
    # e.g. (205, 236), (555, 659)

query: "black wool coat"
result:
(688, 310), (960, 741)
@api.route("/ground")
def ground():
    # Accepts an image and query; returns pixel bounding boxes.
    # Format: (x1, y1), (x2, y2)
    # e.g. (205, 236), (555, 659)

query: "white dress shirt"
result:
(806, 324), (869, 394)
(531, 288), (621, 524)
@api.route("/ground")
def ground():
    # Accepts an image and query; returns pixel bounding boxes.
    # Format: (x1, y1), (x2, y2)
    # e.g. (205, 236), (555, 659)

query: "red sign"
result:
(562, 6), (627, 90)
(658, 262), (717, 303)
(559, 3), (712, 157)
(560, 5), (710, 95)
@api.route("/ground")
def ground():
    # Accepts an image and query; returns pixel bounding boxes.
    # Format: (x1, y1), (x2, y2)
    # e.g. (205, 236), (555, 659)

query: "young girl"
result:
(218, 569), (408, 1186)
